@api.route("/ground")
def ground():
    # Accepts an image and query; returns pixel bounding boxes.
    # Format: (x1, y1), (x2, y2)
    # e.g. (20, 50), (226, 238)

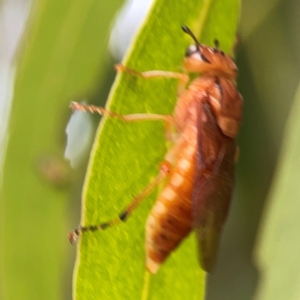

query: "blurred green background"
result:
(1, 0), (300, 299)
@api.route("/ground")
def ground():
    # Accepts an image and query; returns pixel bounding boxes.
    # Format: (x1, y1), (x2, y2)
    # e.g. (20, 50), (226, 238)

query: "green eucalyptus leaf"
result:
(74, 0), (240, 299)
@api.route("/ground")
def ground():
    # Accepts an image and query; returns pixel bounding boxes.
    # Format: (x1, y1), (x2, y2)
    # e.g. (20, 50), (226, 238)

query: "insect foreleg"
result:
(69, 160), (172, 244)
(116, 64), (188, 82)
(115, 64), (188, 95)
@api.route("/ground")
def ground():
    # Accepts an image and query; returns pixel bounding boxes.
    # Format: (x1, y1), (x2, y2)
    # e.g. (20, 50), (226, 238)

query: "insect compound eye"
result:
(185, 45), (211, 64)
(185, 45), (198, 57)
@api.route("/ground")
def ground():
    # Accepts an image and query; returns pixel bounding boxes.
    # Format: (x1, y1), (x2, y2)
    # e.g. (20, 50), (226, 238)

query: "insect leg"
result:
(115, 64), (188, 82)
(115, 64), (189, 95)
(70, 101), (173, 124)
(69, 161), (172, 244)
(211, 144), (226, 177)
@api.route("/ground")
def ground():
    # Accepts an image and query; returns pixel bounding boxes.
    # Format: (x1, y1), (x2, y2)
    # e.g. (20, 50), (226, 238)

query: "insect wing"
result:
(192, 102), (236, 272)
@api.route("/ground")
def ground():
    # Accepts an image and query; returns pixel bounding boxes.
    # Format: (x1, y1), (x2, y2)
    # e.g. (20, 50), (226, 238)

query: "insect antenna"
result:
(213, 39), (225, 55)
(181, 25), (200, 46)
(214, 39), (219, 49)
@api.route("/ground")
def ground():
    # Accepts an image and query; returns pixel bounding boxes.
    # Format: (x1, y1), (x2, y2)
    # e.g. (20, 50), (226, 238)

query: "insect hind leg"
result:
(69, 161), (172, 244)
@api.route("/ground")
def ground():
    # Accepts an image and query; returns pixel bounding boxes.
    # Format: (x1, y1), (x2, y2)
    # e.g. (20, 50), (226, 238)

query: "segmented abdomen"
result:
(145, 135), (196, 274)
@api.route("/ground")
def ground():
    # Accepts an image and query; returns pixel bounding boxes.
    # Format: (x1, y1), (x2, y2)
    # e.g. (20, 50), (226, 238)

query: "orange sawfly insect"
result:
(69, 25), (242, 273)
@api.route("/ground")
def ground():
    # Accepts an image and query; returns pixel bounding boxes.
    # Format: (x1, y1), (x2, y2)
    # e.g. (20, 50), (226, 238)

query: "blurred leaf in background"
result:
(254, 80), (300, 300)
(0, 0), (123, 299)
(207, 0), (300, 300)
